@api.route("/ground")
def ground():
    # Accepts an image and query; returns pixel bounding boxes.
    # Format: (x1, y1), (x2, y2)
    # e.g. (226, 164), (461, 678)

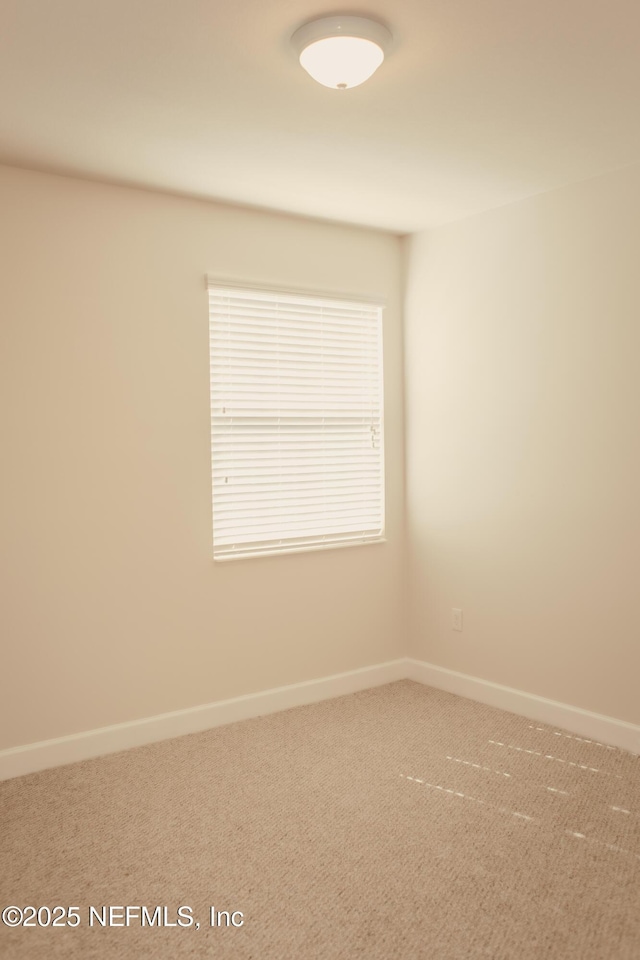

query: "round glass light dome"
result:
(299, 36), (384, 89)
(292, 16), (392, 90)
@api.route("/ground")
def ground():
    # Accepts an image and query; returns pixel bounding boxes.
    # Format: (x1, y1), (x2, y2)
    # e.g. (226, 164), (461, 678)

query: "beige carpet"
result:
(1, 680), (639, 959)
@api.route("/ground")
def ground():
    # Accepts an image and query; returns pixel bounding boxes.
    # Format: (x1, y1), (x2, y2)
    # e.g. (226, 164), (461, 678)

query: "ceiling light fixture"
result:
(291, 15), (392, 90)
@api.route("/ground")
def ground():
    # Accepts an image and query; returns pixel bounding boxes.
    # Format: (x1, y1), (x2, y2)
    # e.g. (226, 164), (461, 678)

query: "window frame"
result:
(207, 277), (386, 561)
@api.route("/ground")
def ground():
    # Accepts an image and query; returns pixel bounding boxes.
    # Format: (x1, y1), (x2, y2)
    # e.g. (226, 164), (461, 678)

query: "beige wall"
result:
(6, 153), (637, 753)
(405, 162), (640, 726)
(0, 164), (405, 750)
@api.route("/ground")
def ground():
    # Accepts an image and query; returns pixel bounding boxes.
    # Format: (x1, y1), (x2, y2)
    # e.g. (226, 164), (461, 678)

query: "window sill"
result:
(213, 537), (386, 562)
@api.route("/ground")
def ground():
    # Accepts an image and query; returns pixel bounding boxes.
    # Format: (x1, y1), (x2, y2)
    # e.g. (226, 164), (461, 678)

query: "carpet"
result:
(1, 680), (639, 959)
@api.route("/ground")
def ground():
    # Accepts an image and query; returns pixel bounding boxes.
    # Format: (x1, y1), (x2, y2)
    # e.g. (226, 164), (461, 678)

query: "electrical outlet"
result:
(452, 608), (463, 632)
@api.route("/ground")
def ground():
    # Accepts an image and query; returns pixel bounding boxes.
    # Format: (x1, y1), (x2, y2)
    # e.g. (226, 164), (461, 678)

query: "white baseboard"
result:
(3, 656), (638, 781)
(407, 658), (640, 755)
(0, 658), (406, 782)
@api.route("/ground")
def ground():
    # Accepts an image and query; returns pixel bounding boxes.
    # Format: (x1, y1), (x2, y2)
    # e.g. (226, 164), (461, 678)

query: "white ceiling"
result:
(2, 0), (640, 233)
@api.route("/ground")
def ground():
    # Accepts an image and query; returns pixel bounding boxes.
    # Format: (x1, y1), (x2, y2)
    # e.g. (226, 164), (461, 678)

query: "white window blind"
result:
(208, 281), (385, 560)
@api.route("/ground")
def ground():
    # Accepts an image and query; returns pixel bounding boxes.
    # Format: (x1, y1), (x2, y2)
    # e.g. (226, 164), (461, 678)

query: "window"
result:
(208, 280), (385, 560)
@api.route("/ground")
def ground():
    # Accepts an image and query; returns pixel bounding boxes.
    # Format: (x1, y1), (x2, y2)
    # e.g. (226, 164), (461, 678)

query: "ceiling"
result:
(1, 0), (640, 233)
